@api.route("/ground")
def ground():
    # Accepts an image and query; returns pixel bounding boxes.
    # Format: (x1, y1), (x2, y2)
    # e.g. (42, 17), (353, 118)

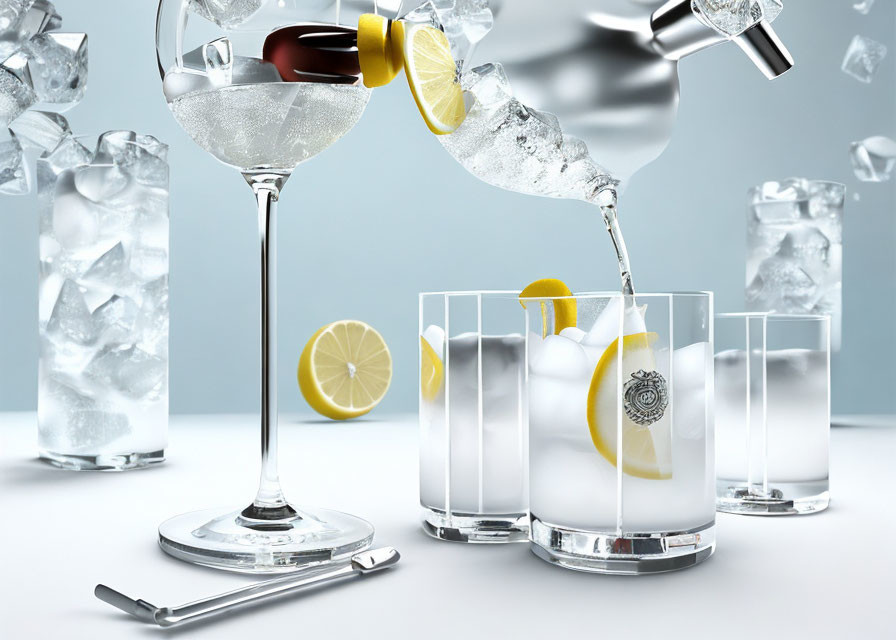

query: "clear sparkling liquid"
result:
(169, 82), (370, 172)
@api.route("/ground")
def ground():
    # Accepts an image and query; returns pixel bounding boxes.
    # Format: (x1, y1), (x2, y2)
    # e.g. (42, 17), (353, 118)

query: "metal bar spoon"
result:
(95, 547), (400, 628)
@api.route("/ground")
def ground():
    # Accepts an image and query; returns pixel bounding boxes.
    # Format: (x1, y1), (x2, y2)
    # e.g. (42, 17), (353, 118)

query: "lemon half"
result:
(586, 332), (672, 480)
(519, 279), (578, 337)
(298, 320), (392, 420)
(401, 23), (466, 135)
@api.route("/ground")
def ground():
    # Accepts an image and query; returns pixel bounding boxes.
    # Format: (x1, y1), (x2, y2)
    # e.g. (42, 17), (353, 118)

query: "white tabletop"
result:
(1, 412), (893, 639)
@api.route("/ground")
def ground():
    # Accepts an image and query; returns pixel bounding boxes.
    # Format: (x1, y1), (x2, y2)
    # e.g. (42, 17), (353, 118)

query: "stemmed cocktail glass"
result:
(155, 0), (383, 573)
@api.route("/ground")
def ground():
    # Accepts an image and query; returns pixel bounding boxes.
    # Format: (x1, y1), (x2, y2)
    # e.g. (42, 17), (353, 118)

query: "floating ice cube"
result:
(405, 0), (493, 68)
(95, 130), (168, 187)
(46, 278), (96, 345)
(422, 324), (446, 358)
(0, 66), (36, 127)
(81, 242), (131, 289)
(86, 344), (167, 400)
(8, 109), (68, 150)
(23, 32), (87, 108)
(850, 135), (896, 182)
(853, 0), (875, 15)
(72, 163), (128, 202)
(92, 294), (139, 346)
(841, 35), (887, 84)
(189, 0), (263, 28)
(0, 133), (30, 194)
(0, 0), (61, 61)
(529, 334), (590, 380)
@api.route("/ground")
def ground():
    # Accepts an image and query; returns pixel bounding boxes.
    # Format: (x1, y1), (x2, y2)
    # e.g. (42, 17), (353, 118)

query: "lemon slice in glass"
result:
(420, 335), (444, 401)
(519, 279), (577, 337)
(586, 332), (672, 479)
(401, 22), (466, 135)
(298, 320), (392, 420)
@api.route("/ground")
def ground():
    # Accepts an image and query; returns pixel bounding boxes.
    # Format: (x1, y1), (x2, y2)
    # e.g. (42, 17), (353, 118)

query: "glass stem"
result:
(243, 172), (293, 519)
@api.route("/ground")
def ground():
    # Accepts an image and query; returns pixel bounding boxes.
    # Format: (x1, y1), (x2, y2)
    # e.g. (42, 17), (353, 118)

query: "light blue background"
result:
(1, 0), (893, 415)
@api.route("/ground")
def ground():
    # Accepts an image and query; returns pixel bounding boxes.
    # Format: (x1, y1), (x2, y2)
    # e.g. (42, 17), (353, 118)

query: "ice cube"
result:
(46, 278), (96, 345)
(462, 63), (512, 111)
(529, 334), (590, 380)
(0, 133), (30, 194)
(24, 32), (88, 108)
(73, 163), (128, 202)
(51, 170), (100, 248)
(850, 135), (896, 182)
(203, 37), (233, 86)
(405, 0), (493, 67)
(95, 130), (168, 187)
(854, 0), (875, 15)
(842, 35), (887, 84)
(85, 344), (167, 400)
(422, 324), (446, 358)
(808, 181), (846, 219)
(136, 276), (169, 356)
(81, 242), (130, 289)
(92, 294), (139, 346)
(559, 326), (587, 343)
(581, 297), (646, 347)
(189, 0), (263, 28)
(130, 245), (168, 282)
(692, 0), (773, 37)
(757, 256), (817, 310)
(0, 0), (62, 61)
(0, 66), (36, 127)
(777, 227), (830, 264)
(8, 109), (69, 151)
(749, 179), (809, 222)
(38, 377), (131, 452)
(39, 134), (91, 175)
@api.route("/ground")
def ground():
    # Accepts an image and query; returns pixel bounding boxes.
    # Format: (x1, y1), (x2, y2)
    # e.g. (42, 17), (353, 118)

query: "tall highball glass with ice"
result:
(524, 292), (715, 574)
(419, 291), (527, 543)
(155, 0), (380, 572)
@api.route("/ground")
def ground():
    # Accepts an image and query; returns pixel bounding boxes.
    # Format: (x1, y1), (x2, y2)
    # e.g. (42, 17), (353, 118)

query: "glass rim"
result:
(716, 312), (831, 323)
(518, 290), (713, 302)
(419, 290), (521, 298)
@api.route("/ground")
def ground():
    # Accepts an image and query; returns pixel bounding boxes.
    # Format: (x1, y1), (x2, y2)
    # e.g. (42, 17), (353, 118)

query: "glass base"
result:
(39, 449), (165, 471)
(716, 480), (829, 515)
(529, 516), (715, 575)
(422, 507), (528, 544)
(158, 505), (374, 574)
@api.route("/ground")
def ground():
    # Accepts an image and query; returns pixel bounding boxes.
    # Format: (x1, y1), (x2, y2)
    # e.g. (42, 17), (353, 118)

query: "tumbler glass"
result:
(715, 313), (831, 515)
(525, 292), (715, 574)
(419, 291), (528, 542)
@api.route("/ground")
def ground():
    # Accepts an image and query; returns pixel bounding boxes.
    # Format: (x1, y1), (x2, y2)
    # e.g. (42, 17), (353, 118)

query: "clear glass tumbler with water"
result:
(419, 291), (528, 543)
(525, 292), (715, 574)
(715, 313), (831, 515)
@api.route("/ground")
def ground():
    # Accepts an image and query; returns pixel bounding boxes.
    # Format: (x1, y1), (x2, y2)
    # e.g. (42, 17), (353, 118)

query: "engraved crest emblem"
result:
(623, 370), (668, 426)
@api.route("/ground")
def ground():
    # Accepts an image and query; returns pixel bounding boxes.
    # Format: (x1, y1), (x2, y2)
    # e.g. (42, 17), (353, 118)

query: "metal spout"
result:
(650, 0), (793, 78)
(733, 20), (793, 79)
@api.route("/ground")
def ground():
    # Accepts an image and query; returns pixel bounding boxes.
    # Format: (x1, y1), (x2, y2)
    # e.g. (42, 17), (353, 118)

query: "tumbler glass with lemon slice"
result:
(523, 291), (715, 574)
(419, 291), (529, 542)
